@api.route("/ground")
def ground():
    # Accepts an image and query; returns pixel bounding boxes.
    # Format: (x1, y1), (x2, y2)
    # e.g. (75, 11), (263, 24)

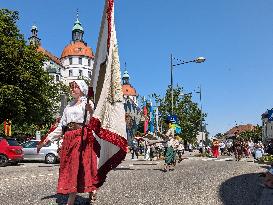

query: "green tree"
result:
(240, 125), (262, 142)
(0, 9), (65, 131)
(153, 85), (206, 143)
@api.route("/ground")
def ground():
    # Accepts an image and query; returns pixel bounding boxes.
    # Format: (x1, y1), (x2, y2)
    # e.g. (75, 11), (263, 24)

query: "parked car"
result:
(0, 137), (24, 167)
(21, 140), (60, 164)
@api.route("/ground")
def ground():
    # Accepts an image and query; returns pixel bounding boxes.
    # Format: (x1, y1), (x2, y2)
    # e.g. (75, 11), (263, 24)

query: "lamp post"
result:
(195, 86), (203, 153)
(170, 54), (205, 115)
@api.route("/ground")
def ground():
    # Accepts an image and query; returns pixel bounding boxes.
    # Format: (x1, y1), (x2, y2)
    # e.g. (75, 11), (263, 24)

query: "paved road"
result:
(0, 157), (268, 205)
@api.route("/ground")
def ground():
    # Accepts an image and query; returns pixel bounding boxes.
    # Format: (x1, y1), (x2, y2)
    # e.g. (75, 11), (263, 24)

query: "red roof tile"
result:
(122, 84), (137, 96)
(226, 124), (256, 135)
(37, 46), (62, 65)
(61, 41), (94, 59)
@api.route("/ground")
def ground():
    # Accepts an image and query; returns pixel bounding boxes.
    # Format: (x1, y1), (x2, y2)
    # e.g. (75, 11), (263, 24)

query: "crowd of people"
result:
(130, 131), (273, 166)
(207, 137), (272, 161)
(129, 132), (186, 172)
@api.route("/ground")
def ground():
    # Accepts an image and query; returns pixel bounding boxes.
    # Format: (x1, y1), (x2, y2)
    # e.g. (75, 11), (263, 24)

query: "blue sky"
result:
(2, 0), (273, 136)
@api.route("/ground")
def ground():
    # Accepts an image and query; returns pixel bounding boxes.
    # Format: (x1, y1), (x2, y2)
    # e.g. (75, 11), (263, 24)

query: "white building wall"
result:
(123, 94), (138, 106)
(262, 117), (273, 142)
(42, 60), (62, 83)
(196, 131), (206, 143)
(61, 56), (94, 85)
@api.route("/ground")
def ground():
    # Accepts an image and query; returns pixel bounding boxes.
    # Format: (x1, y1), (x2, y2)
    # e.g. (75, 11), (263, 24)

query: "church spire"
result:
(122, 62), (130, 85)
(72, 9), (84, 42)
(28, 24), (41, 46)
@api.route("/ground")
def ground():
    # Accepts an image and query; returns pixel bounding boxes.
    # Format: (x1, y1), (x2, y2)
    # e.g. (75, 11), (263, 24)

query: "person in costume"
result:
(233, 135), (243, 161)
(212, 138), (220, 158)
(162, 129), (177, 172)
(37, 80), (98, 205)
(177, 142), (185, 163)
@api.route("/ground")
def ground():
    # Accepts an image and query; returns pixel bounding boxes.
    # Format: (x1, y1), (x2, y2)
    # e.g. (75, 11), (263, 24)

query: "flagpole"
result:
(91, 0), (109, 101)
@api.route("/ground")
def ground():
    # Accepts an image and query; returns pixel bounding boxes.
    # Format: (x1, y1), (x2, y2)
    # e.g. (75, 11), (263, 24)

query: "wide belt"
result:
(65, 122), (84, 132)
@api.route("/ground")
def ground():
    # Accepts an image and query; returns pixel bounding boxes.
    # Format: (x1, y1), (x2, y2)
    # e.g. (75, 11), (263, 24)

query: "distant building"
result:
(28, 14), (142, 143)
(196, 131), (207, 143)
(60, 16), (94, 84)
(28, 25), (63, 83)
(225, 124), (255, 138)
(261, 110), (273, 142)
(122, 68), (142, 145)
(28, 14), (94, 85)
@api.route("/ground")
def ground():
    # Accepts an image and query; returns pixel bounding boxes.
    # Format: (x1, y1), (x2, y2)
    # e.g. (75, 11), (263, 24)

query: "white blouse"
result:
(47, 96), (93, 142)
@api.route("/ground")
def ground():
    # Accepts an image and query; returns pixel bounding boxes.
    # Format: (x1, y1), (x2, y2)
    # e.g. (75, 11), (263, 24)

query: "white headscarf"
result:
(74, 80), (88, 96)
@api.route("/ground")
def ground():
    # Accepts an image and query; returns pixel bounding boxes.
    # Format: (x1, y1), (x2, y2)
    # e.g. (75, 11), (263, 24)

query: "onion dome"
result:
(72, 18), (84, 32)
(61, 41), (94, 59)
(123, 70), (130, 79)
(122, 84), (137, 96)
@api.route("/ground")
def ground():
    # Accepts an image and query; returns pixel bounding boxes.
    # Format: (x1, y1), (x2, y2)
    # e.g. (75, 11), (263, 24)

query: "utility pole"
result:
(196, 85), (203, 153)
(171, 54), (173, 115)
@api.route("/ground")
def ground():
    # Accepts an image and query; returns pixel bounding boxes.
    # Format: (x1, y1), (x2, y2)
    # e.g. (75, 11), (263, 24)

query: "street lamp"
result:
(195, 86), (204, 153)
(170, 54), (206, 114)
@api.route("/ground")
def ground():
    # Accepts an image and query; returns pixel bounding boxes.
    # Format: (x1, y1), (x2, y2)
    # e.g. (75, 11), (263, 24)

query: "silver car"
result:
(21, 140), (60, 164)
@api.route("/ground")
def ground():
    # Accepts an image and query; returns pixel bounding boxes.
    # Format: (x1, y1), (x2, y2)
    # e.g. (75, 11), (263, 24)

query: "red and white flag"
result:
(89, 0), (128, 187)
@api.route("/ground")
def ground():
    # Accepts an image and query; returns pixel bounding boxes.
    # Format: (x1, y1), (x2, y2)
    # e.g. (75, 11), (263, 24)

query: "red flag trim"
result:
(87, 116), (127, 187)
(107, 0), (114, 51)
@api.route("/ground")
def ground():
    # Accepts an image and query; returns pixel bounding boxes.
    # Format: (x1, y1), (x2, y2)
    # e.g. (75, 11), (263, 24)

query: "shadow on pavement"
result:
(219, 173), (263, 205)
(41, 194), (88, 205)
(8, 163), (23, 166)
(132, 163), (158, 165)
(259, 165), (271, 169)
(113, 167), (132, 171)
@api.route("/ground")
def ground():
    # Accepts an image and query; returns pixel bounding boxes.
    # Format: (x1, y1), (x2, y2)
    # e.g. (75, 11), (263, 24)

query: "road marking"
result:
(1, 173), (55, 182)
(196, 157), (236, 162)
(201, 158), (214, 161)
(217, 158), (233, 161)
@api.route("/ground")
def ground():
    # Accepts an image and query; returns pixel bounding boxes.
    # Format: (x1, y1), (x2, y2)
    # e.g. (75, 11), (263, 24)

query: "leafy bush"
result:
(259, 155), (273, 163)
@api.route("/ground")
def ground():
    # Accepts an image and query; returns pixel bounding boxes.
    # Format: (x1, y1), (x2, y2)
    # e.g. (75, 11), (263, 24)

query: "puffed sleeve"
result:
(47, 107), (68, 142)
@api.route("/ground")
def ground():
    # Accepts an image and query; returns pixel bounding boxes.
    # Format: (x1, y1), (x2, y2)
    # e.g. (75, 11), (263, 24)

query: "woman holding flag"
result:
(38, 80), (99, 205)
(39, 0), (128, 204)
